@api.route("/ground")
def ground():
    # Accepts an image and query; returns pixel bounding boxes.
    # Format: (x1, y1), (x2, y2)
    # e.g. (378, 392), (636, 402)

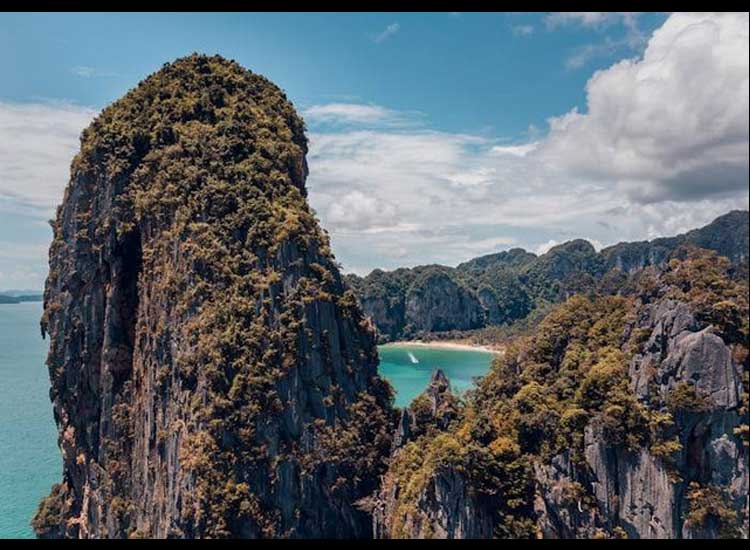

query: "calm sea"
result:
(0, 302), (494, 538)
(377, 344), (494, 408)
(0, 302), (59, 539)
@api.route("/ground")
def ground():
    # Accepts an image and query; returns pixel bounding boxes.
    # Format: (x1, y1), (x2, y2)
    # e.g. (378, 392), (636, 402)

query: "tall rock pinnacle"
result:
(33, 54), (394, 539)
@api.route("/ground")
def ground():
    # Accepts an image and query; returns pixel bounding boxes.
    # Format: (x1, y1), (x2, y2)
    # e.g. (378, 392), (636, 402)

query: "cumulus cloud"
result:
(373, 22), (400, 44)
(326, 190), (399, 231)
(306, 13), (748, 273)
(306, 126), (619, 271)
(537, 12), (749, 204)
(1, 13), (747, 283)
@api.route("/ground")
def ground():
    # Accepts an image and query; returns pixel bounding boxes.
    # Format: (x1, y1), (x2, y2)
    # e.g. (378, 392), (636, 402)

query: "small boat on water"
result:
(407, 352), (419, 364)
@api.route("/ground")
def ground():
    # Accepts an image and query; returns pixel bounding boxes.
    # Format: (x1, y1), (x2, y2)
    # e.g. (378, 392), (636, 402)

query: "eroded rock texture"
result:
(348, 210), (748, 343)
(536, 297), (748, 539)
(373, 254), (748, 539)
(372, 370), (494, 539)
(529, 297), (747, 539)
(34, 54), (394, 539)
(404, 271), (485, 334)
(347, 267), (486, 342)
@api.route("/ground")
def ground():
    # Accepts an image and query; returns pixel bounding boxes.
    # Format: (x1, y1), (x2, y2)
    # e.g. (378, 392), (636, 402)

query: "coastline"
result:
(383, 340), (503, 355)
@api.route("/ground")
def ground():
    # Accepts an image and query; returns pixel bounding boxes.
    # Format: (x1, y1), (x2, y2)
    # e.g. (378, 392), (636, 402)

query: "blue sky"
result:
(1, 12), (748, 289)
(1, 12), (667, 135)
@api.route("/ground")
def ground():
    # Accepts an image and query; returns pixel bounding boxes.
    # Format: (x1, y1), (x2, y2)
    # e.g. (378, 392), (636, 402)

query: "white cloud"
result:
(512, 24), (535, 37)
(307, 13), (748, 273)
(547, 12), (648, 68)
(70, 66), (117, 78)
(544, 12), (641, 30)
(533, 237), (602, 256)
(0, 14), (747, 283)
(303, 103), (418, 127)
(373, 22), (400, 44)
(491, 142), (538, 157)
(545, 13), (609, 28)
(71, 65), (95, 78)
(446, 167), (498, 187)
(588, 238), (603, 252)
(326, 190), (399, 231)
(0, 101), (94, 290)
(306, 126), (625, 270)
(538, 12), (749, 204)
(534, 239), (559, 255)
(461, 235), (518, 254)
(0, 101), (95, 212)
(564, 40), (618, 69)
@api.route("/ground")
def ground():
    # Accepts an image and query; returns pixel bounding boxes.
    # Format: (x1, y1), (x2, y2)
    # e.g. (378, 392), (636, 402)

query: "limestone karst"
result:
(33, 54), (394, 539)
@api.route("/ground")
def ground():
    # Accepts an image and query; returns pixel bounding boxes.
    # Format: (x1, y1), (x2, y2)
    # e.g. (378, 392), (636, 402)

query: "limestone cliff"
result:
(374, 249), (749, 539)
(350, 211), (749, 342)
(601, 210), (749, 274)
(346, 266), (484, 342)
(371, 370), (495, 539)
(535, 296), (748, 539)
(404, 270), (484, 334)
(33, 54), (394, 539)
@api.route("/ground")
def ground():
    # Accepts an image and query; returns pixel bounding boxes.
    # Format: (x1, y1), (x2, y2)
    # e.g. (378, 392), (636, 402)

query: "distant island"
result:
(0, 292), (43, 304)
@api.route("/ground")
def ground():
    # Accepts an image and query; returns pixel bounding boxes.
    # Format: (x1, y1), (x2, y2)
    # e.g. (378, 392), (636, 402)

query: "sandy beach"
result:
(384, 340), (504, 355)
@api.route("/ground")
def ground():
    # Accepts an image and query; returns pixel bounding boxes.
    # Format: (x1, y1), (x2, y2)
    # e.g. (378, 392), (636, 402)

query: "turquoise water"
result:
(0, 302), (60, 539)
(378, 344), (495, 408)
(0, 302), (494, 538)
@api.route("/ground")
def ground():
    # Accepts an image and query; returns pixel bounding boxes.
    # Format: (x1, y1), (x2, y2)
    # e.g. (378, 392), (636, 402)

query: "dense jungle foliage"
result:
(381, 247), (749, 538)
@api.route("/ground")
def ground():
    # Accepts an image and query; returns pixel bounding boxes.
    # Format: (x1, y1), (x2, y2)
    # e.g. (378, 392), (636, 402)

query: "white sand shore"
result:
(384, 340), (503, 355)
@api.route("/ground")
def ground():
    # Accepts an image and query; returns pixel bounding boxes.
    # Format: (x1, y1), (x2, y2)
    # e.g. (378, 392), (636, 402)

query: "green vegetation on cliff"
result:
(36, 54), (395, 539)
(349, 210), (749, 344)
(378, 247), (749, 538)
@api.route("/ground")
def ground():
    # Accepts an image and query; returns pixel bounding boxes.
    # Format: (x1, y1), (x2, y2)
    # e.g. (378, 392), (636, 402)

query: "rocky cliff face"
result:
(346, 266), (485, 342)
(33, 54), (394, 539)
(350, 211), (749, 342)
(601, 210), (749, 274)
(404, 271), (484, 334)
(536, 297), (748, 539)
(372, 370), (495, 539)
(373, 250), (749, 539)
